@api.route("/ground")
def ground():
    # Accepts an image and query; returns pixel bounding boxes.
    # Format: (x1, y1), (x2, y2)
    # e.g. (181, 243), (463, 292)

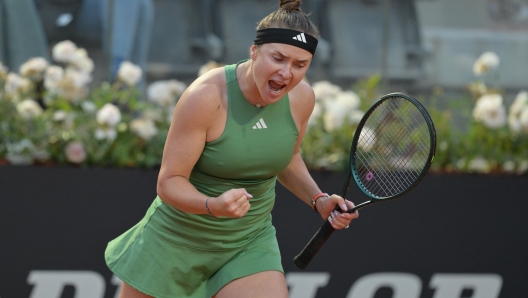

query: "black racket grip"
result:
(293, 220), (336, 270)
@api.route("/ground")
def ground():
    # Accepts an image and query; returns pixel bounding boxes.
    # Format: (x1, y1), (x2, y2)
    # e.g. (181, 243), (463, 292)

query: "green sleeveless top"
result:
(150, 61), (298, 251)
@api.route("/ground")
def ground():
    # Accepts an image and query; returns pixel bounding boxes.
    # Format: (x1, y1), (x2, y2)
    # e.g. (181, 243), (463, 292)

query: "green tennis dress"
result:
(105, 61), (299, 298)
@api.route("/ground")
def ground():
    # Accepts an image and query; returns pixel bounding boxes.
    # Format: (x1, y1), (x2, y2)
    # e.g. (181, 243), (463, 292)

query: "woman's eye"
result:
(273, 56), (282, 61)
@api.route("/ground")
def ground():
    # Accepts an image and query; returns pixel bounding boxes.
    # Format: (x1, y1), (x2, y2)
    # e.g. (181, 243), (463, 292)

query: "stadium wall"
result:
(0, 167), (526, 298)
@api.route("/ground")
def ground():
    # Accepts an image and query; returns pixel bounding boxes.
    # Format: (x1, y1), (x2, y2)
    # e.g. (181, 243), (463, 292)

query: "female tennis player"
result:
(105, 0), (358, 297)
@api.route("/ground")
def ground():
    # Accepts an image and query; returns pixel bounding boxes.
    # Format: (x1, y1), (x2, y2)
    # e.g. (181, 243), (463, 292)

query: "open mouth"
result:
(268, 80), (285, 95)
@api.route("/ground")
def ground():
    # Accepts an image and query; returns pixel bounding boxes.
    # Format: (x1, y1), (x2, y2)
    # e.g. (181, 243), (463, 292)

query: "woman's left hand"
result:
(316, 195), (359, 230)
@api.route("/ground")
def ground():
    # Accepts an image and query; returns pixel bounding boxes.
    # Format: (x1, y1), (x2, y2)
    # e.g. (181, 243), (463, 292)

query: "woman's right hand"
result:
(208, 188), (253, 218)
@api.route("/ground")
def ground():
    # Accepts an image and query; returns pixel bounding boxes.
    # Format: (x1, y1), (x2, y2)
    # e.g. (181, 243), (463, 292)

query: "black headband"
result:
(254, 28), (318, 56)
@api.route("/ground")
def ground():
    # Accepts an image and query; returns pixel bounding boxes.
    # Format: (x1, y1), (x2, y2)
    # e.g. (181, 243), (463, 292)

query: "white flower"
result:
(468, 81), (488, 95)
(130, 118), (158, 141)
(323, 90), (361, 131)
(71, 56), (94, 74)
(73, 48), (88, 59)
(46, 68), (91, 102)
(97, 103), (121, 127)
(468, 157), (491, 173)
(312, 80), (342, 102)
(56, 84), (87, 103)
(502, 160), (516, 173)
(520, 108), (528, 132)
(323, 103), (347, 132)
(5, 139), (34, 165)
(147, 80), (187, 107)
(53, 110), (68, 121)
(508, 115), (522, 133)
(44, 65), (64, 90)
(508, 91), (528, 133)
(81, 101), (97, 114)
(472, 93), (506, 129)
(509, 91), (528, 117)
(19, 57), (49, 79)
(95, 128), (117, 141)
(66, 47), (94, 73)
(334, 90), (360, 111)
(117, 61), (142, 86)
(148, 81), (173, 106)
(65, 141), (86, 164)
(6, 154), (33, 165)
(518, 160), (528, 174)
(357, 127), (376, 152)
(16, 99), (43, 119)
(308, 102), (322, 127)
(64, 68), (92, 88)
(456, 158), (467, 170)
(52, 40), (78, 63)
(4, 72), (32, 96)
(473, 51), (500, 76)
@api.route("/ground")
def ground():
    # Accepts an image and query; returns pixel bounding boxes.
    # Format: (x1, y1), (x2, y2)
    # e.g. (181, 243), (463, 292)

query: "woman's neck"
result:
(237, 61), (265, 108)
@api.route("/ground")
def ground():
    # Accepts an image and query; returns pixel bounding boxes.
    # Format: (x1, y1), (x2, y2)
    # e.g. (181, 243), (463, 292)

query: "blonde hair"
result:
(256, 0), (320, 39)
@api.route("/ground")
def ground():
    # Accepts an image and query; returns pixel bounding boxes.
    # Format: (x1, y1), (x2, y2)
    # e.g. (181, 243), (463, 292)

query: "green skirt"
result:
(105, 199), (283, 298)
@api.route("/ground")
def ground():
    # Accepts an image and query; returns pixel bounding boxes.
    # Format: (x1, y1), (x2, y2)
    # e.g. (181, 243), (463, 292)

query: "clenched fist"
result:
(207, 188), (253, 218)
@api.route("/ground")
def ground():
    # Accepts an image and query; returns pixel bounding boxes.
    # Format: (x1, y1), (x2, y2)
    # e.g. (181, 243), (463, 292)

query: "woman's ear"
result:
(249, 45), (258, 61)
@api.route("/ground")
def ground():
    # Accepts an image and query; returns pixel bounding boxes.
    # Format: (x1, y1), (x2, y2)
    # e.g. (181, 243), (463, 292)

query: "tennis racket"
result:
(294, 92), (436, 270)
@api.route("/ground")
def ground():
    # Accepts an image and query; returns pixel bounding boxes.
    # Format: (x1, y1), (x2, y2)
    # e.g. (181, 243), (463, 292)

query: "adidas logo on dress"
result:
(292, 33), (307, 43)
(253, 118), (267, 129)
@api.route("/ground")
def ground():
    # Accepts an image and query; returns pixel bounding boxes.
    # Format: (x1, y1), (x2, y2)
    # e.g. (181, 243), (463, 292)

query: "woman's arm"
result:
(278, 81), (358, 228)
(156, 69), (252, 218)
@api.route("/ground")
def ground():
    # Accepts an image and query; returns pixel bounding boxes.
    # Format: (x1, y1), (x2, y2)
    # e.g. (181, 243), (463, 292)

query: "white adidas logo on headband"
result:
(293, 33), (307, 43)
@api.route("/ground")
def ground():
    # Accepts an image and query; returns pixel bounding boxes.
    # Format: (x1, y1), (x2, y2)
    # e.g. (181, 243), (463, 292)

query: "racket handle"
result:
(293, 220), (336, 270)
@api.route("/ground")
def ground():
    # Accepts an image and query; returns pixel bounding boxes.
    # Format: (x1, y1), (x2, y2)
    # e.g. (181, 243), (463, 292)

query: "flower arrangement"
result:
(1, 43), (527, 175)
(301, 51), (528, 175)
(427, 51), (528, 174)
(300, 76), (381, 171)
(0, 40), (186, 167)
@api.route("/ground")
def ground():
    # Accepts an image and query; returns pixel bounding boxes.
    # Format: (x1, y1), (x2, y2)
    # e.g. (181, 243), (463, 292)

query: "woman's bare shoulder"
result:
(181, 67), (226, 107)
(174, 67), (227, 121)
(289, 79), (316, 117)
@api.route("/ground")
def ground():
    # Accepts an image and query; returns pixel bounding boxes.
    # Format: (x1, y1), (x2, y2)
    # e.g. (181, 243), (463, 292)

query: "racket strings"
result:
(364, 107), (428, 195)
(380, 99), (430, 159)
(354, 98), (431, 198)
(356, 121), (415, 196)
(366, 105), (428, 172)
(356, 143), (418, 197)
(356, 154), (416, 197)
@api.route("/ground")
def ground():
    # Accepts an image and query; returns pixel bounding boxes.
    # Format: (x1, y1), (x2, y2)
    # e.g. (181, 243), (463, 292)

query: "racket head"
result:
(349, 92), (436, 201)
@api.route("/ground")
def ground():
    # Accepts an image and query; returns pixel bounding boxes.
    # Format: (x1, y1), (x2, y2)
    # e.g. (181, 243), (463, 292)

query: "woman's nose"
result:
(279, 64), (292, 79)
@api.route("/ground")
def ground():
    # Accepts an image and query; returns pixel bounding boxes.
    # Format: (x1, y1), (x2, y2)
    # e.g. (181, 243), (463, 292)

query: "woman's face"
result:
(250, 43), (313, 105)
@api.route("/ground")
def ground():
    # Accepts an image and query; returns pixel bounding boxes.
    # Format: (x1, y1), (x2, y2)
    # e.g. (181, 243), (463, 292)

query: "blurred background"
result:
(2, 0), (528, 92)
(1, 1), (528, 297)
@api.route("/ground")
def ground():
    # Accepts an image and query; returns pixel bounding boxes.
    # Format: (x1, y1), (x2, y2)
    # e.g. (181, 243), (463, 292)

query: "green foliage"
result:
(425, 85), (528, 174)
(301, 75), (528, 175)
(2, 48), (527, 175)
(0, 57), (178, 168)
(301, 76), (381, 171)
